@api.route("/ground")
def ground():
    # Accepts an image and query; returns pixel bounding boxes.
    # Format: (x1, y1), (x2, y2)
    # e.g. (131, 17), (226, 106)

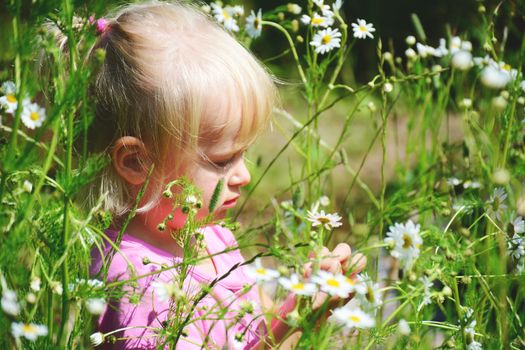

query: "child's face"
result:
(151, 96), (252, 229)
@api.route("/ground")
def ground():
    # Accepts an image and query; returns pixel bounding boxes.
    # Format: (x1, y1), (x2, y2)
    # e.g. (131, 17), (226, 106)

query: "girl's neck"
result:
(125, 218), (185, 257)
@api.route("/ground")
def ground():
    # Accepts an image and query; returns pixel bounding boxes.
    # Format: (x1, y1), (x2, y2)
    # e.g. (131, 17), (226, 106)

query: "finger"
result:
(308, 246), (330, 259)
(303, 262), (313, 278)
(319, 258), (342, 274)
(332, 243), (352, 263)
(344, 253), (367, 275)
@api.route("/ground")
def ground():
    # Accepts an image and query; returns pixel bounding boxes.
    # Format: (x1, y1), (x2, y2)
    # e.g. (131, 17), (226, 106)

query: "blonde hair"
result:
(84, 1), (277, 216)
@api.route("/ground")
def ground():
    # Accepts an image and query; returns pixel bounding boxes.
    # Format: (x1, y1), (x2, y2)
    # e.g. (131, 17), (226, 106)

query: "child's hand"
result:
(303, 243), (367, 311)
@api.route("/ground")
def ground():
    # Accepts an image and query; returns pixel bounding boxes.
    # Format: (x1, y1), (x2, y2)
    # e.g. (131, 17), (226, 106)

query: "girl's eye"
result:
(212, 157), (235, 168)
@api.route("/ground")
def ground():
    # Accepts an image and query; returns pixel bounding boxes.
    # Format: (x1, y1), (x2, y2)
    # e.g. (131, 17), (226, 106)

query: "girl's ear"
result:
(112, 136), (151, 185)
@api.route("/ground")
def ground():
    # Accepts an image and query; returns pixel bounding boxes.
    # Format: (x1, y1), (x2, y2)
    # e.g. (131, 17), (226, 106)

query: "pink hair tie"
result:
(89, 16), (110, 35)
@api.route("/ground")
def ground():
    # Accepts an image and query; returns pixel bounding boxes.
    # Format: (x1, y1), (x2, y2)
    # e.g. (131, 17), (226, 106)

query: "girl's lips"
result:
(222, 197), (238, 207)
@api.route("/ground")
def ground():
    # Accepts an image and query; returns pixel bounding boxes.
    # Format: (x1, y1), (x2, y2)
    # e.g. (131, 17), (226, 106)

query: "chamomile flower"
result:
(312, 0), (334, 16)
(11, 322), (48, 341)
(332, 0), (343, 11)
(279, 273), (316, 296)
(151, 280), (184, 302)
(306, 208), (343, 229)
(355, 273), (383, 311)
(90, 332), (105, 346)
(398, 319), (411, 335)
(507, 234), (525, 261)
(480, 65), (511, 89)
(384, 220), (422, 270)
(21, 102), (46, 130)
(351, 19), (375, 39)
(30, 277), (41, 292)
(485, 187), (507, 221)
(433, 38), (449, 57)
(311, 271), (353, 298)
(301, 12), (334, 28)
(246, 9), (262, 39)
(0, 81), (19, 114)
(86, 298), (106, 315)
(418, 276), (433, 311)
(330, 306), (375, 330)
(510, 216), (525, 234)
(50, 281), (63, 295)
(310, 27), (341, 55)
(416, 42), (435, 58)
(246, 258), (280, 283)
(211, 3), (240, 32)
(1, 288), (20, 316)
(451, 50), (473, 70)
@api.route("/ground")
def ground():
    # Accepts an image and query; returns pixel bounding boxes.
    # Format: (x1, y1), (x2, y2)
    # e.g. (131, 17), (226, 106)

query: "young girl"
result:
(86, 1), (365, 349)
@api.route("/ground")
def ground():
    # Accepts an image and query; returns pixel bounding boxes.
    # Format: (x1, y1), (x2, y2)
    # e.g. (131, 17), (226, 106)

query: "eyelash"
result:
(209, 151), (245, 170)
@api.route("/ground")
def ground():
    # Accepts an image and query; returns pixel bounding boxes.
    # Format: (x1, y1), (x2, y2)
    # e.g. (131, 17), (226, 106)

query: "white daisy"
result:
(355, 273), (383, 310)
(30, 277), (41, 292)
(480, 65), (511, 89)
(351, 19), (375, 39)
(330, 306), (375, 330)
(384, 220), (422, 270)
(511, 216), (525, 234)
(467, 341), (482, 350)
(451, 50), (473, 70)
(485, 187), (507, 221)
(90, 332), (105, 346)
(0, 81), (20, 114)
(211, 3), (239, 32)
(449, 36), (462, 54)
(50, 281), (63, 295)
(312, 0), (334, 16)
(398, 319), (411, 335)
(306, 208), (342, 229)
(11, 322), (48, 341)
(463, 180), (481, 189)
(246, 9), (262, 39)
(507, 234), (525, 261)
(1, 288), (20, 316)
(433, 38), (448, 57)
(418, 276), (433, 311)
(333, 0), (343, 11)
(311, 271), (353, 298)
(416, 42), (435, 58)
(310, 27), (342, 55)
(301, 12), (334, 28)
(151, 280), (184, 302)
(86, 298), (106, 315)
(279, 273), (316, 296)
(21, 102), (46, 129)
(246, 258), (280, 283)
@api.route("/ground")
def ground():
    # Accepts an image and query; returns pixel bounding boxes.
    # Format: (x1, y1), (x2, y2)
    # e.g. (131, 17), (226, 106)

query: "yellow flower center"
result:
(30, 112), (40, 121)
(7, 94), (17, 103)
(22, 324), (36, 334)
(350, 315), (361, 323)
(346, 277), (356, 285)
(312, 17), (325, 25)
(359, 25), (367, 32)
(222, 10), (230, 20)
(402, 233), (412, 249)
(327, 279), (340, 287)
(254, 18), (260, 29)
(292, 283), (304, 290)
(321, 35), (332, 45)
(502, 64), (511, 71)
(256, 268), (267, 275)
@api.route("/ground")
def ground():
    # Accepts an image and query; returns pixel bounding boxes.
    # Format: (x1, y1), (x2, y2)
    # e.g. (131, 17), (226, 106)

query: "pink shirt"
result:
(90, 225), (264, 349)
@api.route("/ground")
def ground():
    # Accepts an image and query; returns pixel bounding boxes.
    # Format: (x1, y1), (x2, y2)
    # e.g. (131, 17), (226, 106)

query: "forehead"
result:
(199, 89), (244, 152)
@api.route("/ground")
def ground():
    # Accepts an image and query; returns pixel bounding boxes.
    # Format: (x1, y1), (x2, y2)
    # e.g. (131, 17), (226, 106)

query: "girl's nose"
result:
(228, 158), (251, 187)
